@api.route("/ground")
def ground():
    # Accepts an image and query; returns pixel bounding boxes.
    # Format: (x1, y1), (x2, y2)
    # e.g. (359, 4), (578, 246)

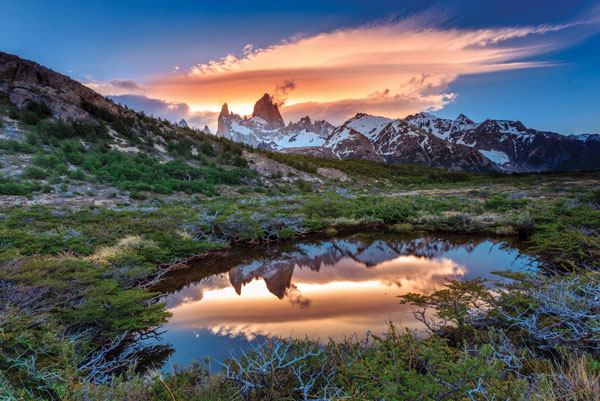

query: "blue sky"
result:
(1, 0), (599, 133)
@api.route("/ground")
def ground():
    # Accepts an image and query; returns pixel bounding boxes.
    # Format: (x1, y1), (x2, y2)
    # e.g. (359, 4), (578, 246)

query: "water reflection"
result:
(151, 234), (535, 368)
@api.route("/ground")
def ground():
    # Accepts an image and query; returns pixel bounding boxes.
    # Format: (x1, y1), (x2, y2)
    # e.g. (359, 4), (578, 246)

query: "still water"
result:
(149, 233), (536, 367)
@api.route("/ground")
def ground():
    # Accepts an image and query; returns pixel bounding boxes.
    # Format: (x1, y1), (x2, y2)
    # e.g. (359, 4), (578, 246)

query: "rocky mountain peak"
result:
(252, 93), (285, 129)
(220, 103), (229, 118)
(217, 103), (234, 137)
(299, 116), (312, 125)
(455, 113), (473, 124)
(414, 111), (437, 120)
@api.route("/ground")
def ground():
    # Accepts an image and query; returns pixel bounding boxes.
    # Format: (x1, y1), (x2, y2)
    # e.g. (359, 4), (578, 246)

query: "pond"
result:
(148, 233), (536, 369)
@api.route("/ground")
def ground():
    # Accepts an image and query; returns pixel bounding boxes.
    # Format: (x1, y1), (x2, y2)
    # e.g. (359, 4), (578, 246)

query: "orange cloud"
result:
(92, 16), (594, 124)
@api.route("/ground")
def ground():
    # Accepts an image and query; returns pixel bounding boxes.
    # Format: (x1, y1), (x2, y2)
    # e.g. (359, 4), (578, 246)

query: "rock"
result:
(242, 150), (323, 184)
(251, 93), (285, 129)
(0, 51), (125, 121)
(317, 167), (350, 182)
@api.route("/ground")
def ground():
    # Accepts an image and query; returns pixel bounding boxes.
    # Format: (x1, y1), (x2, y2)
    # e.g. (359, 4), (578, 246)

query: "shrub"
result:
(22, 165), (48, 180)
(21, 110), (40, 125)
(25, 100), (52, 119)
(130, 191), (147, 200)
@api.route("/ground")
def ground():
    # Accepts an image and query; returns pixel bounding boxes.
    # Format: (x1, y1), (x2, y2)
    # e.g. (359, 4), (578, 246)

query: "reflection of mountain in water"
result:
(229, 260), (295, 299)
(228, 238), (479, 299)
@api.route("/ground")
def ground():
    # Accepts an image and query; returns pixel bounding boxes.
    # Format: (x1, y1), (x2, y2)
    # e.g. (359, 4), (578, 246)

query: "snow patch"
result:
(346, 115), (392, 140)
(479, 150), (510, 165)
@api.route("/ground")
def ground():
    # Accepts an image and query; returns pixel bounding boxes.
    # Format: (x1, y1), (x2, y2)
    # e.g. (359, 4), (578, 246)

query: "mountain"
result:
(216, 95), (496, 172)
(216, 93), (335, 150)
(4, 49), (597, 174)
(569, 133), (600, 143)
(218, 92), (600, 173)
(0, 51), (129, 121)
(319, 113), (500, 173)
(252, 93), (285, 129)
(405, 112), (600, 172)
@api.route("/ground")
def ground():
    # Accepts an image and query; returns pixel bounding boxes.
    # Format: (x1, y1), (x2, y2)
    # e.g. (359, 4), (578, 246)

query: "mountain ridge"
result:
(217, 93), (600, 173)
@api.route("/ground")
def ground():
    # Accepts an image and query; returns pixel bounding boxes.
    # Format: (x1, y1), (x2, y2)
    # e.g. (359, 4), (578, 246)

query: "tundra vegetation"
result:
(1, 97), (599, 400)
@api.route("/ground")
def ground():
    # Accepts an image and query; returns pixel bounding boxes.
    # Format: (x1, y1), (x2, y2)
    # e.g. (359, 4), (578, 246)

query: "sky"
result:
(1, 0), (600, 134)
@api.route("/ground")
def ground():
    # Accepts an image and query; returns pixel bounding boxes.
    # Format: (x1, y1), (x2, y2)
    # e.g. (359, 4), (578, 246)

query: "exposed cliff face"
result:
(252, 93), (285, 129)
(0, 51), (125, 121)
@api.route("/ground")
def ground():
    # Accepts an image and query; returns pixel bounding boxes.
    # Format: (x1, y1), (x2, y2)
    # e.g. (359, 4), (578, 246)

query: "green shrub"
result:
(22, 165), (48, 179)
(130, 191), (147, 200)
(9, 109), (19, 120)
(25, 100), (52, 119)
(483, 195), (529, 212)
(21, 110), (40, 125)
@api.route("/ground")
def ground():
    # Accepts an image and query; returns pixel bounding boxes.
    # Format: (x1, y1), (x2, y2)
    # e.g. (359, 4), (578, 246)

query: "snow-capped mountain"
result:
(569, 133), (600, 143)
(216, 93), (334, 150)
(405, 112), (600, 172)
(215, 93), (600, 173)
(320, 114), (499, 173)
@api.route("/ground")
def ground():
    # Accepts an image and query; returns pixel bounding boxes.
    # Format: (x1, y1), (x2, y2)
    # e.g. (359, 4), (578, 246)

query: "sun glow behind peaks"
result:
(188, 102), (255, 116)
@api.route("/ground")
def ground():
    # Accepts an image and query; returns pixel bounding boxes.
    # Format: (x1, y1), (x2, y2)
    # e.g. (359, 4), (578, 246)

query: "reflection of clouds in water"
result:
(286, 284), (310, 309)
(165, 238), (480, 310)
(167, 255), (468, 341)
(165, 274), (230, 309)
(166, 254), (465, 310)
(293, 256), (466, 292)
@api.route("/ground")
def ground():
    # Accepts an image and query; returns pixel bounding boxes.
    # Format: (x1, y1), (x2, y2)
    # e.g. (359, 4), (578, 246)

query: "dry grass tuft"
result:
(533, 354), (600, 401)
(87, 235), (155, 265)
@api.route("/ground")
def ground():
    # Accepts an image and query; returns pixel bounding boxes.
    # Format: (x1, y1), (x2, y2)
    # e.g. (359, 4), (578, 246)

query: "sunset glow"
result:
(75, 9), (600, 130)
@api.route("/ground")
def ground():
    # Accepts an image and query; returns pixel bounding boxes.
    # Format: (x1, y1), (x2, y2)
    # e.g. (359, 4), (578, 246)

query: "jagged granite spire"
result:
(216, 103), (230, 137)
(252, 93), (285, 129)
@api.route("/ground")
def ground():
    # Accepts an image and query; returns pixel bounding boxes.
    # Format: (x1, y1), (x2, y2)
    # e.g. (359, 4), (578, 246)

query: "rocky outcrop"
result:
(252, 93), (285, 129)
(316, 167), (350, 182)
(281, 146), (338, 159)
(0, 51), (126, 121)
(242, 151), (323, 183)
